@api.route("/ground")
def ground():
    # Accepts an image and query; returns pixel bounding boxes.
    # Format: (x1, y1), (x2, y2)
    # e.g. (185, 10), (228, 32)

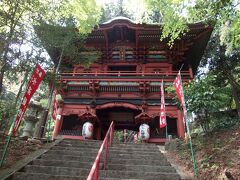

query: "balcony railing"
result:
(60, 71), (192, 83)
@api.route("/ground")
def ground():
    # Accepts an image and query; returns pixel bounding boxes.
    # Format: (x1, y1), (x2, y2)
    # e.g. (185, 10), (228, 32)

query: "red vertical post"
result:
(177, 110), (185, 139)
(94, 160), (99, 180)
(110, 123), (114, 145)
(189, 66), (193, 79)
(52, 106), (63, 139)
(73, 67), (76, 76)
(104, 137), (109, 170)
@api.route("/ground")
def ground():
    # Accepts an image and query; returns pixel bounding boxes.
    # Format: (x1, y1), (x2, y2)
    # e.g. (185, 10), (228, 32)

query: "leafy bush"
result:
(210, 111), (239, 130)
(0, 100), (16, 132)
(0, 87), (16, 132)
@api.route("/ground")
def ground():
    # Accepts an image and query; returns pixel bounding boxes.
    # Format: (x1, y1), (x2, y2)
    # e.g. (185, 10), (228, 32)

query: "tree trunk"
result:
(219, 45), (240, 117)
(0, 69), (5, 95)
(229, 79), (240, 117)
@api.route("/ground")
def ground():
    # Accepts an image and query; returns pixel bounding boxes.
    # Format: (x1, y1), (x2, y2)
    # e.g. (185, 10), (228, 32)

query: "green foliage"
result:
(146, 0), (240, 52)
(184, 74), (232, 113)
(113, 130), (124, 143)
(167, 73), (236, 133)
(167, 73), (232, 113)
(210, 112), (239, 131)
(0, 0), (102, 93)
(0, 87), (16, 131)
(35, 21), (101, 70)
(146, 0), (189, 46)
(59, 0), (101, 34)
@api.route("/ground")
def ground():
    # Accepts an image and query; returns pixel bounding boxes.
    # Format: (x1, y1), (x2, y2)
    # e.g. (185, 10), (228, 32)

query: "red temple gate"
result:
(47, 17), (213, 143)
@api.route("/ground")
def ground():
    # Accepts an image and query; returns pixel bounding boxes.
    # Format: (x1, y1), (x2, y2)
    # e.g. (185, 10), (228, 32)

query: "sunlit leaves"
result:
(146, 0), (189, 46)
(0, 0), (102, 93)
(184, 74), (232, 113)
(146, 0), (239, 52)
(58, 0), (101, 34)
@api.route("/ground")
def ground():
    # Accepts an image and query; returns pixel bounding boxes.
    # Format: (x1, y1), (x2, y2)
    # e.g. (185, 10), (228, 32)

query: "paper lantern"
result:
(82, 122), (93, 138)
(139, 123), (150, 140)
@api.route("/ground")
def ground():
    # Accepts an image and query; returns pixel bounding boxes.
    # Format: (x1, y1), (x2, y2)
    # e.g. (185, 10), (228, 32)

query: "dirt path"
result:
(0, 133), (44, 170)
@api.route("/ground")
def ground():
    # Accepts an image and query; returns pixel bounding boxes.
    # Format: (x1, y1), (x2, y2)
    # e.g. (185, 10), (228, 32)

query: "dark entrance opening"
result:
(166, 117), (178, 137)
(150, 116), (178, 138)
(96, 107), (141, 139)
(59, 115), (82, 136)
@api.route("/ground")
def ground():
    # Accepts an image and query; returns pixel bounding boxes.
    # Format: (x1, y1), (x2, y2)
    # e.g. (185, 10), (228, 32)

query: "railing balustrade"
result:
(60, 71), (191, 83)
(61, 70), (190, 77)
(87, 121), (114, 180)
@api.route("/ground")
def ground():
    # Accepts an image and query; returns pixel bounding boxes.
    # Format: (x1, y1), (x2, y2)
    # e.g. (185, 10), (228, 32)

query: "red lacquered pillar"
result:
(177, 110), (185, 139)
(52, 104), (63, 139)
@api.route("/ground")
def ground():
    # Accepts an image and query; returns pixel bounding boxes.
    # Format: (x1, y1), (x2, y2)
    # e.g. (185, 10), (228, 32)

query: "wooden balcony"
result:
(60, 71), (192, 83)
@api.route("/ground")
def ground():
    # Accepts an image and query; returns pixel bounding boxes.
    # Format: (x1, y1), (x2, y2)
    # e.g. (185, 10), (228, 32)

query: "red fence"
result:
(87, 121), (114, 180)
(61, 70), (191, 77)
(60, 71), (192, 83)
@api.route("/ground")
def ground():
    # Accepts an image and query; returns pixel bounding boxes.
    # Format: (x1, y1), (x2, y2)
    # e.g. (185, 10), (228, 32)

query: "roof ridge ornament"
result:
(102, 16), (136, 25)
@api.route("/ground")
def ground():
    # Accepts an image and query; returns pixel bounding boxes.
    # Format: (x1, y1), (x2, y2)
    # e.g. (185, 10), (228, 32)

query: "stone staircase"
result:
(9, 139), (181, 180)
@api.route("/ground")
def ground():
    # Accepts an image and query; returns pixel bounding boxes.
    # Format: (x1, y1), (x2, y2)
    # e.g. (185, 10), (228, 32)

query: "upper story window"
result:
(108, 65), (136, 72)
(147, 47), (167, 62)
(111, 46), (134, 61)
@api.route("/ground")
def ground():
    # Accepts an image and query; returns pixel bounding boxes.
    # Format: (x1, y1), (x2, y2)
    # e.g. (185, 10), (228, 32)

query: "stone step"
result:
(24, 165), (89, 176)
(50, 146), (100, 152)
(57, 142), (156, 151)
(109, 146), (159, 152)
(40, 152), (169, 166)
(108, 150), (164, 157)
(106, 163), (176, 173)
(13, 172), (86, 180)
(32, 159), (98, 169)
(52, 144), (160, 156)
(13, 172), (143, 180)
(41, 151), (169, 165)
(40, 153), (98, 162)
(10, 139), (181, 180)
(99, 169), (181, 180)
(46, 149), (98, 157)
(107, 157), (171, 166)
(56, 142), (101, 149)
(107, 152), (166, 160)
(22, 165), (180, 180)
(46, 148), (164, 159)
(112, 142), (157, 147)
(61, 139), (102, 145)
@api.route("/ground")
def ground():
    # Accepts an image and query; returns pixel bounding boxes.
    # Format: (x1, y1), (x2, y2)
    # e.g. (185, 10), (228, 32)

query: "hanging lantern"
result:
(139, 123), (150, 140)
(82, 122), (93, 138)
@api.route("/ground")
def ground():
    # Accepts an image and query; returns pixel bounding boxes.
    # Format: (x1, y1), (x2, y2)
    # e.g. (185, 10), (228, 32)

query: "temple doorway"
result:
(96, 106), (141, 139)
(150, 116), (178, 139)
(59, 115), (82, 136)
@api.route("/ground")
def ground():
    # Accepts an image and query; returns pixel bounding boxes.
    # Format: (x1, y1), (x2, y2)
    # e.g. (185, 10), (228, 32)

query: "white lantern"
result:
(139, 123), (150, 140)
(82, 122), (94, 138)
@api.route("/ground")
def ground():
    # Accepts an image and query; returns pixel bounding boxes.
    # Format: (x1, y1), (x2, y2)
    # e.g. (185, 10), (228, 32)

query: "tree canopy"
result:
(0, 0), (102, 94)
(146, 0), (240, 117)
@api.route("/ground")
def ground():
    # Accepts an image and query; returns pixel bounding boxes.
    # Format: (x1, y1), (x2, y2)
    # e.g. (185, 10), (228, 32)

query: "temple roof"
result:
(36, 17), (213, 74)
(86, 18), (213, 73)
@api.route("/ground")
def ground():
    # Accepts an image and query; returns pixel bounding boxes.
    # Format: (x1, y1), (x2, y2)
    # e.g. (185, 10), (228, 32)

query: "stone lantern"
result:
(22, 102), (44, 138)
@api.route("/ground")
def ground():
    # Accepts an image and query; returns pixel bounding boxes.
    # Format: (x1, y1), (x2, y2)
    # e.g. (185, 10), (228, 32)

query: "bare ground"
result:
(0, 133), (45, 170)
(166, 125), (240, 180)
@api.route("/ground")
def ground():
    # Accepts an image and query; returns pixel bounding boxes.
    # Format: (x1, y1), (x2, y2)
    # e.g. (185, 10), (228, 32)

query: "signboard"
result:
(12, 64), (45, 136)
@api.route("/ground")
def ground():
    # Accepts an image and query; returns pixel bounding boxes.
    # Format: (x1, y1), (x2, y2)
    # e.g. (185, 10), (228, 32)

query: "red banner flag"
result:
(159, 81), (166, 128)
(52, 90), (57, 120)
(12, 64), (46, 136)
(173, 72), (187, 123)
